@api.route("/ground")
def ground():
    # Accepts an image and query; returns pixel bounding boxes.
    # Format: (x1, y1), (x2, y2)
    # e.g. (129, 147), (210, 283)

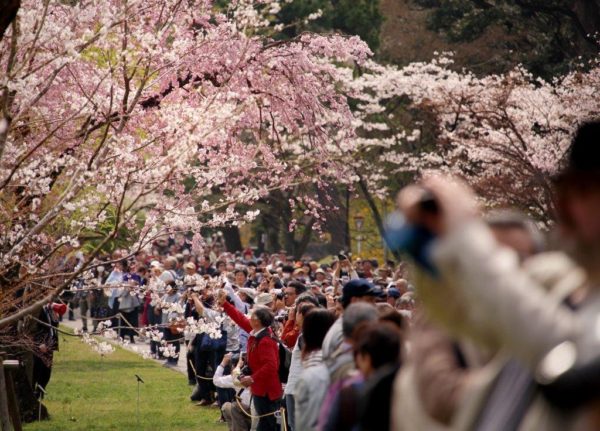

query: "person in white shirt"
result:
(214, 352), (251, 431)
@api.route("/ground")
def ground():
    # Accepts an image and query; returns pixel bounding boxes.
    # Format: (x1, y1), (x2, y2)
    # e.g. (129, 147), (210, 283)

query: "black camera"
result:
(240, 365), (252, 376)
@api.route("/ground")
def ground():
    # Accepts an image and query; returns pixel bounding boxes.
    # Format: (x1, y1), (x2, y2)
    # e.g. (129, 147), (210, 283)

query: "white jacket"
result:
(213, 365), (251, 405)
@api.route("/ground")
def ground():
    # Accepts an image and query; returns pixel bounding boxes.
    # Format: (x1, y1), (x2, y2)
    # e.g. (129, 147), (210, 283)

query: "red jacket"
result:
(281, 318), (300, 349)
(223, 301), (282, 400)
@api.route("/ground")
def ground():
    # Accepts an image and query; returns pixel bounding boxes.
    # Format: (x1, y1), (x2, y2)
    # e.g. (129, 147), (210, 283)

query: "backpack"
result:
(199, 326), (228, 352)
(255, 330), (292, 383)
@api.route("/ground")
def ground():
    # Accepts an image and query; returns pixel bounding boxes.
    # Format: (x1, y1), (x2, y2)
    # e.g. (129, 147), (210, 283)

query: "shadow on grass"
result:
(57, 359), (158, 371)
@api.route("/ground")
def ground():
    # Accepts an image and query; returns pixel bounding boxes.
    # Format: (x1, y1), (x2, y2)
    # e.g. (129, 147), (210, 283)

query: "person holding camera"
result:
(218, 289), (282, 431)
(215, 352), (252, 431)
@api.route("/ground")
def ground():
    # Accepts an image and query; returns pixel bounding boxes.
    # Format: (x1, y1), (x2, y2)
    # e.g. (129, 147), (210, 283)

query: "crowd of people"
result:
(61, 238), (412, 431)
(36, 120), (600, 431)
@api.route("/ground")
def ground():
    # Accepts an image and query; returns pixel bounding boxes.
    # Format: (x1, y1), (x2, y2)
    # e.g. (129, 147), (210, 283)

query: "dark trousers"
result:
(163, 328), (181, 364)
(253, 395), (280, 431)
(119, 309), (138, 342)
(194, 347), (225, 401)
(147, 308), (162, 358)
(80, 296), (89, 331)
(185, 341), (195, 383)
(217, 387), (236, 406)
(284, 394), (295, 431)
(32, 354), (53, 397)
(110, 302), (120, 331)
(90, 301), (110, 332)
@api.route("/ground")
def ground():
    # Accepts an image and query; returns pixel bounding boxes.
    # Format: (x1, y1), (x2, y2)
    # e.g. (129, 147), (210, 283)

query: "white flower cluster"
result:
(184, 317), (223, 340)
(92, 320), (117, 339)
(160, 344), (179, 359)
(81, 332), (116, 356)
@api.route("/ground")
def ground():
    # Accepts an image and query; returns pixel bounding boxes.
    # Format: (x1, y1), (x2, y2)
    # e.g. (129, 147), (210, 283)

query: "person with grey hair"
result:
(321, 279), (378, 365)
(218, 290), (282, 431)
(341, 303), (380, 339)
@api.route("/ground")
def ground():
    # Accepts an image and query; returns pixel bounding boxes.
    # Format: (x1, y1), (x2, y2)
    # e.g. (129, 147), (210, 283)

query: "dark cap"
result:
(341, 279), (377, 303)
(388, 287), (401, 298)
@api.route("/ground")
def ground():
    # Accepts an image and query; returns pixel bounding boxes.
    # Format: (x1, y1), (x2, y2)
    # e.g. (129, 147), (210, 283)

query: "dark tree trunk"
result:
(221, 226), (242, 252)
(261, 206), (282, 253)
(0, 0), (20, 42)
(262, 190), (316, 258)
(572, 0), (600, 46)
(321, 186), (350, 255)
(292, 218), (315, 260)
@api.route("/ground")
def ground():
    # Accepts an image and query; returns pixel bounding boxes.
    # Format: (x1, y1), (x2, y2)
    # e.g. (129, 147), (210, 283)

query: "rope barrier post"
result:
(4, 360), (23, 431)
(281, 406), (287, 431)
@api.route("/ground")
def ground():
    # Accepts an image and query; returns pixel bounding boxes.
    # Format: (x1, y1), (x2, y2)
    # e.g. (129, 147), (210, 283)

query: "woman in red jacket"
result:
(218, 291), (282, 431)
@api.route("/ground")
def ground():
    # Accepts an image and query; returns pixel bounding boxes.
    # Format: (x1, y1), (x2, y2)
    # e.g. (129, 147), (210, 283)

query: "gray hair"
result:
(252, 307), (274, 328)
(342, 303), (378, 338)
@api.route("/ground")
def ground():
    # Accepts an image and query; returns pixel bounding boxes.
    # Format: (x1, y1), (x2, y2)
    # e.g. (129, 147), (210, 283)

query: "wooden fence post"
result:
(0, 355), (12, 431)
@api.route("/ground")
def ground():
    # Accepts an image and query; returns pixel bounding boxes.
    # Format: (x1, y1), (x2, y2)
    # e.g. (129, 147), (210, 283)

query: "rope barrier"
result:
(187, 357), (288, 429)
(29, 314), (187, 344)
(187, 358), (217, 381)
(29, 316), (82, 337)
(234, 395), (287, 426)
(34, 312), (289, 428)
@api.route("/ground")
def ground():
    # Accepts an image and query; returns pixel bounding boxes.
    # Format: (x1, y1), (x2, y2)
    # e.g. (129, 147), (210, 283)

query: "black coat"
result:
(33, 305), (59, 357)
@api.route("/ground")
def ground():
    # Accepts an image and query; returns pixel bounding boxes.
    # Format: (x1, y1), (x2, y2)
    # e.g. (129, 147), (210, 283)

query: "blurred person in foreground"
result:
(395, 210), (547, 430)
(392, 121), (600, 430)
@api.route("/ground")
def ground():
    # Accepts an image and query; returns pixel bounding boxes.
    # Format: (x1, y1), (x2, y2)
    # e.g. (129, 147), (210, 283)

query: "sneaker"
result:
(195, 399), (212, 407)
(190, 385), (202, 402)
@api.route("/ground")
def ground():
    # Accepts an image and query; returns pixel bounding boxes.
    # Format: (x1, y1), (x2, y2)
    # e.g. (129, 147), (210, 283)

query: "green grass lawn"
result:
(23, 328), (222, 431)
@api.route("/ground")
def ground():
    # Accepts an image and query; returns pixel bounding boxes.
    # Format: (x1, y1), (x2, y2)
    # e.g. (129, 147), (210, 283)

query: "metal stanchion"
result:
(135, 374), (144, 427)
(35, 383), (47, 422)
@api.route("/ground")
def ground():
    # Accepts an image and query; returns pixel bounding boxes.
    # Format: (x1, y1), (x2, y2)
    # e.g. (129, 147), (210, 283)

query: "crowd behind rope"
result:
(55, 238), (412, 431)
(31, 121), (600, 431)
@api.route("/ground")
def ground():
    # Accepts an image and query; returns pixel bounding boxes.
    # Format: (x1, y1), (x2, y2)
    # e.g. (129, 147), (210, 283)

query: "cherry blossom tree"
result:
(0, 0), (370, 329)
(340, 54), (600, 226)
